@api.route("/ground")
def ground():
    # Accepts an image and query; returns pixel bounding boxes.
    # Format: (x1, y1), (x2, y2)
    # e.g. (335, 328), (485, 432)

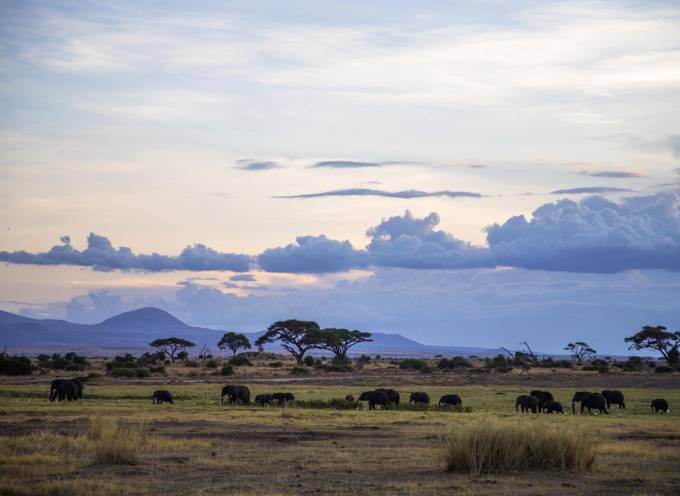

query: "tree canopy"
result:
(149, 337), (195, 362)
(255, 320), (322, 364)
(564, 341), (597, 363)
(218, 332), (252, 355)
(317, 328), (372, 360)
(625, 325), (680, 366)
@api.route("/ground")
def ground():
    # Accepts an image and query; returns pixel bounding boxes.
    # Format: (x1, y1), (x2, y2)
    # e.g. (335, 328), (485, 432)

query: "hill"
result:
(0, 307), (503, 357)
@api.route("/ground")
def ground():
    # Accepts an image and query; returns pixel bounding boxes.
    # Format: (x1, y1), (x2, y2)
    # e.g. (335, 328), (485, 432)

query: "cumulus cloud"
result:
(0, 233), (252, 272)
(366, 211), (491, 269)
(273, 188), (482, 200)
(578, 171), (644, 178)
(309, 160), (406, 169)
(487, 192), (680, 272)
(550, 187), (633, 195)
(234, 159), (282, 171)
(3, 192), (679, 274)
(258, 235), (367, 273)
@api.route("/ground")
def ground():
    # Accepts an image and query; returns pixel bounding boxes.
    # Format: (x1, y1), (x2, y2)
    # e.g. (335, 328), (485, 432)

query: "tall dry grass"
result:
(89, 416), (147, 465)
(442, 417), (597, 474)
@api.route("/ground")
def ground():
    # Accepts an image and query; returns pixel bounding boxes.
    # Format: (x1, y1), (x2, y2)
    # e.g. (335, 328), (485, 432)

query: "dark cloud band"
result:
(273, 188), (482, 199)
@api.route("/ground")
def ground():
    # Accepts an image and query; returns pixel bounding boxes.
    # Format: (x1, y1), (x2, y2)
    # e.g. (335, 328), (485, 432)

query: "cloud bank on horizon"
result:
(2, 190), (679, 274)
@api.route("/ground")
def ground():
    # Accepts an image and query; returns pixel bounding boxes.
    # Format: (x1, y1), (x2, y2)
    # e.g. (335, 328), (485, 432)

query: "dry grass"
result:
(89, 416), (146, 465)
(442, 417), (598, 474)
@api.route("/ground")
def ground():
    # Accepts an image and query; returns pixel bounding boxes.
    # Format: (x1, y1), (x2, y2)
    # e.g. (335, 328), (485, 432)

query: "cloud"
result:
(675, 168), (680, 175)
(486, 191), (680, 272)
(578, 171), (644, 178)
(309, 160), (405, 169)
(3, 192), (679, 275)
(0, 233), (252, 272)
(366, 211), (491, 270)
(258, 235), (367, 273)
(230, 274), (255, 281)
(550, 187), (633, 195)
(234, 159), (282, 171)
(468, 164), (489, 169)
(273, 188), (482, 200)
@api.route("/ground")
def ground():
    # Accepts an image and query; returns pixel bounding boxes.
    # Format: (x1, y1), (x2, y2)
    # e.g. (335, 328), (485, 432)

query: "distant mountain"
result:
(0, 307), (504, 357)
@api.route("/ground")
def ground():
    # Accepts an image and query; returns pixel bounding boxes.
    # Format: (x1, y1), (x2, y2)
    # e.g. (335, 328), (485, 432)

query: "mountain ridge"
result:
(0, 306), (503, 357)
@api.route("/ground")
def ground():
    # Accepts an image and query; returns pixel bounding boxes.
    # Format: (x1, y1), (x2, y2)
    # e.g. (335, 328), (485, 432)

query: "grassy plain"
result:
(0, 378), (679, 495)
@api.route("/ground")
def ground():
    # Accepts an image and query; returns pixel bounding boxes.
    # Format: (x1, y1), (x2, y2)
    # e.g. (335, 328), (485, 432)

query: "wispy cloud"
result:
(550, 187), (633, 195)
(234, 159), (282, 171)
(273, 188), (483, 199)
(578, 171), (644, 178)
(309, 160), (407, 169)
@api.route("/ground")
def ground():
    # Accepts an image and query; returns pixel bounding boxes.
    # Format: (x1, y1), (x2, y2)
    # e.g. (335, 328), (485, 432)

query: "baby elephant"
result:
(255, 394), (273, 406)
(345, 394), (355, 402)
(651, 398), (670, 413)
(152, 390), (173, 404)
(542, 400), (564, 414)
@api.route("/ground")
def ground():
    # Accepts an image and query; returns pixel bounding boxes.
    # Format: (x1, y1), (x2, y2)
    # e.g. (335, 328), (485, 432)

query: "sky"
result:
(1, 0), (679, 354)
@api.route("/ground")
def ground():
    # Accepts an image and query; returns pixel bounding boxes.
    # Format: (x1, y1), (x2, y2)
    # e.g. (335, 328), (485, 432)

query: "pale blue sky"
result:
(1, 1), (679, 352)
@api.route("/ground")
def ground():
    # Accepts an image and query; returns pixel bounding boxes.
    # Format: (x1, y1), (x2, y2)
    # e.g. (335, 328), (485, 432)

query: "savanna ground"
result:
(1, 362), (679, 495)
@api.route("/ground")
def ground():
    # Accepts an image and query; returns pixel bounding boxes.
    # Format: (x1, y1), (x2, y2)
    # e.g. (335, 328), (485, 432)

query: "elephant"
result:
(409, 392), (430, 405)
(49, 378), (82, 402)
(255, 394), (273, 406)
(581, 393), (609, 415)
(651, 398), (670, 413)
(375, 388), (400, 407)
(152, 390), (173, 404)
(515, 395), (538, 413)
(345, 395), (355, 402)
(221, 385), (250, 405)
(571, 391), (593, 414)
(439, 394), (462, 409)
(358, 391), (390, 410)
(542, 400), (564, 414)
(601, 390), (625, 409)
(530, 390), (554, 409)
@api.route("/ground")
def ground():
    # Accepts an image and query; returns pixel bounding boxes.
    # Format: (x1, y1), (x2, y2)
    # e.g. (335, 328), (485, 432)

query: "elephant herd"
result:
(515, 389), (671, 415)
(46, 379), (672, 415)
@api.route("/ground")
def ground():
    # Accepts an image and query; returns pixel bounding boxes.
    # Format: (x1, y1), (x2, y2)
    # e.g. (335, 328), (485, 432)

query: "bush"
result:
(316, 363), (353, 373)
(442, 418), (597, 474)
(399, 358), (430, 371)
(655, 365), (674, 374)
(36, 352), (90, 371)
(205, 359), (219, 369)
(184, 360), (199, 368)
(149, 366), (166, 375)
(135, 368), (150, 378)
(220, 364), (234, 376)
(0, 353), (33, 375)
(268, 361), (283, 368)
(229, 356), (253, 367)
(89, 416), (144, 465)
(87, 372), (102, 379)
(437, 357), (473, 370)
(291, 366), (310, 375)
(303, 355), (315, 367)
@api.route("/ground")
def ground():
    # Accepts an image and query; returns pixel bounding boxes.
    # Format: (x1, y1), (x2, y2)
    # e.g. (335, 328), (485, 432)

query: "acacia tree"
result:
(625, 325), (680, 366)
(255, 320), (323, 364)
(218, 332), (252, 356)
(317, 328), (372, 360)
(564, 341), (597, 364)
(150, 337), (195, 362)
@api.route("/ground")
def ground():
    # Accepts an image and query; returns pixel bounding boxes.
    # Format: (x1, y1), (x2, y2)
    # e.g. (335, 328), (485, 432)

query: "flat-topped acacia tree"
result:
(318, 328), (372, 361)
(150, 337), (195, 362)
(625, 325), (680, 366)
(218, 332), (252, 356)
(256, 320), (323, 364)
